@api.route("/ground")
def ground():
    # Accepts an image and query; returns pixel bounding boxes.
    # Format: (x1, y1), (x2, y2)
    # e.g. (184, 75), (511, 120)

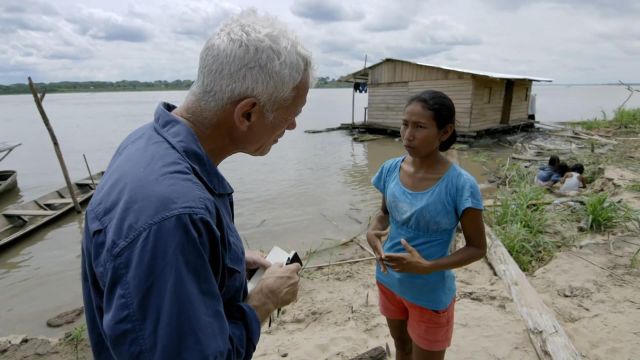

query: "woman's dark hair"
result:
(571, 163), (584, 174)
(548, 155), (560, 168)
(405, 90), (457, 151)
(556, 162), (569, 177)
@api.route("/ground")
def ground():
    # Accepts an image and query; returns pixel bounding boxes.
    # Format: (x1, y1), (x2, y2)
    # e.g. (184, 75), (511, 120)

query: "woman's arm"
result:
(384, 208), (487, 274)
(367, 197), (390, 272)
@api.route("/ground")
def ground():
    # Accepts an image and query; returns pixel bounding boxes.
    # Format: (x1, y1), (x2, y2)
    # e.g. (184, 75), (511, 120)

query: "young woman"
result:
(367, 90), (487, 360)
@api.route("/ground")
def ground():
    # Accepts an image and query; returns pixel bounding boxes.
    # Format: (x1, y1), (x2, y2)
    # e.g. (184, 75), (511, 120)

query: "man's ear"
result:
(233, 98), (258, 131)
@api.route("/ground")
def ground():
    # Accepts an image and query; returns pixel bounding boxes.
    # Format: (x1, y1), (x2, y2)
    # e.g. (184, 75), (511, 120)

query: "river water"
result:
(0, 84), (637, 336)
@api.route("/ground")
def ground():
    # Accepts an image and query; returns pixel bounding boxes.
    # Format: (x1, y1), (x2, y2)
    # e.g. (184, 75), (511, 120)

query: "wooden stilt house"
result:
(339, 58), (552, 135)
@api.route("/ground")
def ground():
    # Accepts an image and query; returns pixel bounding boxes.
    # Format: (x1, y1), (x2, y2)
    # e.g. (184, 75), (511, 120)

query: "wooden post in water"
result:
(351, 84), (355, 126)
(28, 77), (82, 213)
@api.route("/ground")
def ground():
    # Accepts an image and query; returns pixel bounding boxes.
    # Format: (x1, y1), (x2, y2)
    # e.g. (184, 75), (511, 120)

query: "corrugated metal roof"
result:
(340, 58), (553, 82)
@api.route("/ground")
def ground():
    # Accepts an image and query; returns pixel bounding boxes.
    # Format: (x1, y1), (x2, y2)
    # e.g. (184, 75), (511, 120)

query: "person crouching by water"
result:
(535, 155), (562, 186)
(367, 90), (487, 360)
(81, 9), (311, 359)
(558, 163), (587, 194)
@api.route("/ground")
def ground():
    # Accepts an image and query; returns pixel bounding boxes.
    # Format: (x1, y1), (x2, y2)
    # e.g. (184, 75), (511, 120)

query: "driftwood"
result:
(349, 346), (387, 360)
(28, 77), (82, 213)
(536, 121), (617, 145)
(483, 199), (553, 208)
(510, 154), (547, 162)
(484, 225), (582, 359)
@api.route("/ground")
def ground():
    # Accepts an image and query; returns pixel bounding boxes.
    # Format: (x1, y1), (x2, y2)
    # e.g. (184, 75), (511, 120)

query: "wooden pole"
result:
(28, 77), (82, 213)
(351, 84), (355, 126)
(83, 154), (96, 187)
(484, 225), (582, 359)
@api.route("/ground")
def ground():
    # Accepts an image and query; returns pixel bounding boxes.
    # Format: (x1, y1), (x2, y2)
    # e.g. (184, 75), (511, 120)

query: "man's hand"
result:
(366, 229), (389, 273)
(246, 263), (301, 323)
(384, 239), (432, 274)
(245, 249), (270, 270)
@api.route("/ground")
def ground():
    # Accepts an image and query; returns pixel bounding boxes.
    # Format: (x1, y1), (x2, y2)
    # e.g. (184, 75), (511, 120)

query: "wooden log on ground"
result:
(349, 346), (387, 360)
(510, 153), (547, 162)
(484, 225), (582, 359)
(535, 121), (617, 144)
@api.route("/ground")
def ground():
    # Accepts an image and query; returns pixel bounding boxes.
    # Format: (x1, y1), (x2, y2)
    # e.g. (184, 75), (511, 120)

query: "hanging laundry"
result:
(353, 82), (368, 93)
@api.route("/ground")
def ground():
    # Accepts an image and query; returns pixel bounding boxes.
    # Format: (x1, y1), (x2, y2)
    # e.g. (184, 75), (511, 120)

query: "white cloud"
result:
(290, 0), (364, 22)
(0, 0), (637, 84)
(169, 1), (239, 40)
(66, 6), (153, 42)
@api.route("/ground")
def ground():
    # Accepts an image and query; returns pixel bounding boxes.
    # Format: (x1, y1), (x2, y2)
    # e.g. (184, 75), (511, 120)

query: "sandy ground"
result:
(2, 139), (639, 359)
(253, 238), (537, 360)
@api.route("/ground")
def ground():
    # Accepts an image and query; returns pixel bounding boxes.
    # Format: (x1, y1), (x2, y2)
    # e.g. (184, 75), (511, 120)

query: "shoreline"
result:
(1, 125), (639, 359)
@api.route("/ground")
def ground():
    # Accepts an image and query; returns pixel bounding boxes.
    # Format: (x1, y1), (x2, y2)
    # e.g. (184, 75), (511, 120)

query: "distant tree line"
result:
(0, 80), (195, 95)
(0, 77), (352, 95)
(314, 76), (352, 88)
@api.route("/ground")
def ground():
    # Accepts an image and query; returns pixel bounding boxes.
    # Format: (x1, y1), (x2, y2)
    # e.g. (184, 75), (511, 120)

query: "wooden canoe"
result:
(0, 171), (104, 248)
(0, 170), (18, 195)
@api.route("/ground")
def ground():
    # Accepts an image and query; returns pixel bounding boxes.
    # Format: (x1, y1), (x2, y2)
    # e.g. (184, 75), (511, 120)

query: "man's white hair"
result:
(186, 9), (313, 118)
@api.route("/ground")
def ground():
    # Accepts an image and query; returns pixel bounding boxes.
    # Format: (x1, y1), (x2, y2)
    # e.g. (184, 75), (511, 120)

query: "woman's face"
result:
(400, 102), (451, 158)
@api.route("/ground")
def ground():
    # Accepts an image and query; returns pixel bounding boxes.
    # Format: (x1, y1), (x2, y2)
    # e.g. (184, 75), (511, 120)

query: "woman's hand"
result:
(366, 229), (389, 273)
(384, 239), (432, 274)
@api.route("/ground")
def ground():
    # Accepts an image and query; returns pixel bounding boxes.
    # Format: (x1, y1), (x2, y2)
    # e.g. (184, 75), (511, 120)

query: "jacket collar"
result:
(153, 102), (233, 195)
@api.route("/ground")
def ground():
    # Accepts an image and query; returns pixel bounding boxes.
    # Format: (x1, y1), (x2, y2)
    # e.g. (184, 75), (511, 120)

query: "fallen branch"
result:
(484, 225), (582, 359)
(510, 154), (547, 162)
(483, 199), (554, 207)
(537, 121), (617, 145)
(618, 80), (639, 109)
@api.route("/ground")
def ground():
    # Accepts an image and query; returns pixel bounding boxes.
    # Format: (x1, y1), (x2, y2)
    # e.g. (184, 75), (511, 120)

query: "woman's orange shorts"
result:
(377, 282), (455, 351)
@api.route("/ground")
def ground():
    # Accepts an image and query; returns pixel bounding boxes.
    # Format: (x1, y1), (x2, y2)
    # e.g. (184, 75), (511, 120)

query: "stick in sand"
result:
(304, 256), (376, 269)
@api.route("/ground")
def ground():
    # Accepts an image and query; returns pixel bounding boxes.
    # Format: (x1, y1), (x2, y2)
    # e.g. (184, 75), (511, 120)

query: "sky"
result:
(1, 0), (639, 85)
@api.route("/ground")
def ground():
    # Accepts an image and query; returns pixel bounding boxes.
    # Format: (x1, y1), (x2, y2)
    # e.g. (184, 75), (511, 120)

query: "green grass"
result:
(64, 324), (86, 360)
(583, 192), (640, 232)
(573, 118), (611, 131)
(613, 107), (640, 129)
(572, 107), (640, 131)
(486, 162), (558, 272)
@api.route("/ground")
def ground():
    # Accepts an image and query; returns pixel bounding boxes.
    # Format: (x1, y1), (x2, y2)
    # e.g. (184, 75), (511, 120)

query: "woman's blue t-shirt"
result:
(372, 156), (483, 310)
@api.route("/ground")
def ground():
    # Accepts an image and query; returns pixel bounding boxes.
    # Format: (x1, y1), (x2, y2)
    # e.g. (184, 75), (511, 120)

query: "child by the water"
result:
(558, 163), (587, 193)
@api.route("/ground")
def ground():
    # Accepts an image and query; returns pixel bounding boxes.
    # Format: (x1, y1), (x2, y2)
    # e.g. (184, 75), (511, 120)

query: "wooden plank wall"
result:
(365, 60), (533, 132)
(367, 83), (408, 128)
(408, 80), (473, 129)
(367, 79), (472, 130)
(369, 61), (471, 84)
(469, 77), (506, 131)
(510, 80), (532, 124)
